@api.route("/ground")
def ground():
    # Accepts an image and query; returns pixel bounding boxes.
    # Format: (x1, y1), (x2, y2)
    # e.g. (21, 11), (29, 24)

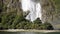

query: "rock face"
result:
(2, 0), (22, 15)
(40, 0), (55, 23)
(40, 0), (60, 29)
(1, 0), (60, 29)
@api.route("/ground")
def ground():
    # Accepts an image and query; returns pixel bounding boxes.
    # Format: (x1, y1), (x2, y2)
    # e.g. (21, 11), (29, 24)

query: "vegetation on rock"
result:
(0, 0), (58, 30)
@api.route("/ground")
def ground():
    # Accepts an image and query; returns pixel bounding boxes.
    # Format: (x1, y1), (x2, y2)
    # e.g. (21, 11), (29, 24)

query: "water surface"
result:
(0, 31), (60, 34)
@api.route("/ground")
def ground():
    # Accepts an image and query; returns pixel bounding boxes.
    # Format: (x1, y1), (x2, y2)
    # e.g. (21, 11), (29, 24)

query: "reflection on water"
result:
(0, 31), (60, 34)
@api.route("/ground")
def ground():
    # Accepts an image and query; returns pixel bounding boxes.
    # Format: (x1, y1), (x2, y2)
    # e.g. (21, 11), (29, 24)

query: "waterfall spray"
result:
(21, 0), (42, 22)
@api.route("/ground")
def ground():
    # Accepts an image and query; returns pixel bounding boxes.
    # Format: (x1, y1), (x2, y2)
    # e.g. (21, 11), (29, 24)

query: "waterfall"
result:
(21, 0), (42, 22)
(21, 0), (30, 12)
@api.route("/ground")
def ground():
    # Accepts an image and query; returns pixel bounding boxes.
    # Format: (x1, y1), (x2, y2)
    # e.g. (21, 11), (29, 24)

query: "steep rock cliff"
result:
(0, 0), (60, 29)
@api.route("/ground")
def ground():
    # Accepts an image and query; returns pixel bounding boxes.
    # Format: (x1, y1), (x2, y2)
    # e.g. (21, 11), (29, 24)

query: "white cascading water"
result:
(21, 0), (42, 22)
(21, 0), (60, 29)
(21, 0), (31, 12)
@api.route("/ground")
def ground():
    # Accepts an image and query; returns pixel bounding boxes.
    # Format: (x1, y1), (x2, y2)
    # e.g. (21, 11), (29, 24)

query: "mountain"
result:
(0, 0), (60, 30)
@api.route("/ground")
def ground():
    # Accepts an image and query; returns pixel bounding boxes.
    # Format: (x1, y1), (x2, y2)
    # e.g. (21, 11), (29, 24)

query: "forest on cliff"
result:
(0, 0), (59, 30)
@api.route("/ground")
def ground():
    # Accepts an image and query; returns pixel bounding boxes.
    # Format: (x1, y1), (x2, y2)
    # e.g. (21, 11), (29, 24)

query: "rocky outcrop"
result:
(40, 0), (60, 29)
(2, 0), (22, 15)
(39, 0), (55, 23)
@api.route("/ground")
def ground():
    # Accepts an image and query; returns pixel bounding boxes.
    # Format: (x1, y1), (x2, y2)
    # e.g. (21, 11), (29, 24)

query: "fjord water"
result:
(0, 31), (60, 34)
